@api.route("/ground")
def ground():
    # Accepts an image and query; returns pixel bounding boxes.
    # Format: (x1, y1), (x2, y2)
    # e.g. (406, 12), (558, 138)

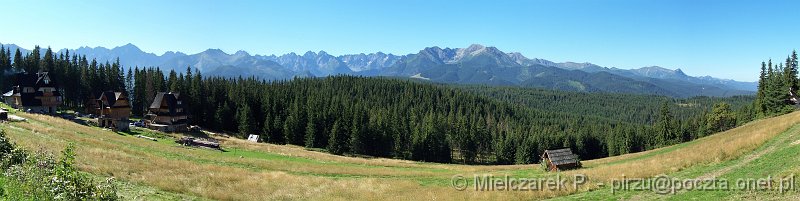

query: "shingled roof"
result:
(541, 148), (581, 171)
(149, 92), (186, 116)
(34, 72), (56, 87)
(14, 72), (57, 88)
(543, 148), (580, 165)
(98, 91), (128, 108)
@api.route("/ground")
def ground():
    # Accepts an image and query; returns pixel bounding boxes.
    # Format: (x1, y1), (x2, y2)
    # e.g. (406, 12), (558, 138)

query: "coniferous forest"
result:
(0, 45), (793, 165)
(754, 51), (799, 117)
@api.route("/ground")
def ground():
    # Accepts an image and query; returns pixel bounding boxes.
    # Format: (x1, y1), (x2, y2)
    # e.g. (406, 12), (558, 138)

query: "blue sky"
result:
(1, 0), (798, 81)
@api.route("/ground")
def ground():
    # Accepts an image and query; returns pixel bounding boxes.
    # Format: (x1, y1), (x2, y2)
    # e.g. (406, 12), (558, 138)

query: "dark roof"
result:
(98, 91), (128, 108)
(543, 148), (580, 166)
(5, 72), (61, 107)
(15, 73), (38, 87)
(35, 72), (56, 87)
(15, 72), (57, 89)
(149, 92), (186, 116)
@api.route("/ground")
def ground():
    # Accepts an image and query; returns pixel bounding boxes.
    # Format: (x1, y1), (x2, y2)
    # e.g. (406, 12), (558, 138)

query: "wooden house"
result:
(541, 148), (582, 172)
(144, 92), (188, 132)
(84, 92), (101, 115)
(94, 91), (131, 131)
(2, 72), (62, 114)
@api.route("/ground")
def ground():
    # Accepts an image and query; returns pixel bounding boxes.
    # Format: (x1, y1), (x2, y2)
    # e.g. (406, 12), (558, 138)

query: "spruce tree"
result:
(756, 61), (767, 116)
(262, 115), (274, 143)
(327, 119), (348, 155)
(283, 114), (300, 145)
(43, 47), (54, 72)
(168, 70), (179, 92)
(349, 107), (368, 155)
(126, 68), (134, 97)
(236, 104), (251, 137)
(0, 46), (6, 89)
(271, 115), (285, 144)
(26, 46), (40, 73)
(305, 115), (317, 148)
(12, 49), (23, 72)
(655, 101), (674, 147)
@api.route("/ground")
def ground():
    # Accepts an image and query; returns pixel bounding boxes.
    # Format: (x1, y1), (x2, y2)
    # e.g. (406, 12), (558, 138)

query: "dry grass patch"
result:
(219, 134), (535, 172)
(571, 111), (800, 182)
(2, 113), (566, 200)
(5, 111), (800, 200)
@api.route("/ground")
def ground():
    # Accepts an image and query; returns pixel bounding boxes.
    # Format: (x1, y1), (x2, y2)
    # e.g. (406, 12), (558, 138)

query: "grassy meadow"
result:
(1, 108), (800, 200)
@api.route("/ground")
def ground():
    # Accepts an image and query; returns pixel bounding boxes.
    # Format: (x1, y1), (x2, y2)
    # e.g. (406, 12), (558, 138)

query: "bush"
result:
(0, 130), (118, 200)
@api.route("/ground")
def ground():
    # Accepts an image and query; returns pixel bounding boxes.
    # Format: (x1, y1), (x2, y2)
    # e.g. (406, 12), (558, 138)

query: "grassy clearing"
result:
(3, 110), (800, 200)
(2, 113), (558, 200)
(552, 114), (800, 200)
(573, 111), (800, 181)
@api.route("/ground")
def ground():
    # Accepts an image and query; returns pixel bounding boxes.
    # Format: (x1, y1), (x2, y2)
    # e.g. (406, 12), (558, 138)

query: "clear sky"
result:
(1, 0), (798, 81)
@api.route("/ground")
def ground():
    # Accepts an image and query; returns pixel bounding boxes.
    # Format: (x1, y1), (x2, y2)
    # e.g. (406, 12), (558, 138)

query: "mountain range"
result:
(0, 43), (756, 97)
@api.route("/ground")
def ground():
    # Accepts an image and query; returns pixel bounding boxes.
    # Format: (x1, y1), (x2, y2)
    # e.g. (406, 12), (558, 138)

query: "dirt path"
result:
(695, 127), (797, 181)
(694, 146), (777, 180)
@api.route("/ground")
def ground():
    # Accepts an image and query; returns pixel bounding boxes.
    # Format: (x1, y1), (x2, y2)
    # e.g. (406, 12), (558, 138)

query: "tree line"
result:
(462, 85), (754, 157)
(0, 45), (127, 108)
(0, 44), (762, 165)
(754, 50), (798, 117)
(128, 73), (754, 164)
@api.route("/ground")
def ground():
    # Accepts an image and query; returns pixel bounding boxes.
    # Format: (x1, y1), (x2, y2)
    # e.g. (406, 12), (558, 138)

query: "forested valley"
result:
(0, 45), (794, 165)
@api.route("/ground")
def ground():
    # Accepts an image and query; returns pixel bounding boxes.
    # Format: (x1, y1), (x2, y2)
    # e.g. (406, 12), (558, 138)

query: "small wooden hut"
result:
(541, 148), (582, 172)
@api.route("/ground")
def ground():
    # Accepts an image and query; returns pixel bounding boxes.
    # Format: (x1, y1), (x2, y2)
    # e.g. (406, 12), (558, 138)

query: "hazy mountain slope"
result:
(338, 52), (403, 72)
(67, 43), (186, 68)
(0, 42), (756, 97)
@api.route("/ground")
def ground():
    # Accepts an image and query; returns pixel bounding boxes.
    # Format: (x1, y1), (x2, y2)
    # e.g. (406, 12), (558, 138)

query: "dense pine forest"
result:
(0, 45), (791, 165)
(754, 51), (799, 117)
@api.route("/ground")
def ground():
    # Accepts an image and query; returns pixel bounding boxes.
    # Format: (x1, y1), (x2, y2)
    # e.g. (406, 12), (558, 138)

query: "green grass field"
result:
(1, 107), (799, 200)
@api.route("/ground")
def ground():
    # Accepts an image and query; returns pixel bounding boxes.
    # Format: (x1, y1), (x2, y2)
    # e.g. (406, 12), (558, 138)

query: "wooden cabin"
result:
(541, 148), (582, 172)
(94, 91), (131, 131)
(144, 92), (188, 132)
(2, 72), (62, 114)
(84, 92), (100, 115)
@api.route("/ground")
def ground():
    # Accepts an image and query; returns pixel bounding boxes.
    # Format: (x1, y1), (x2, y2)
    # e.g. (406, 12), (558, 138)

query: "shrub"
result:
(0, 131), (27, 169)
(0, 130), (118, 200)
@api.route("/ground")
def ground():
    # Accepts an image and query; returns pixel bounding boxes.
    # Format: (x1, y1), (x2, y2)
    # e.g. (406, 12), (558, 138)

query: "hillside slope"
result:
(555, 112), (800, 200)
(1, 110), (798, 200)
